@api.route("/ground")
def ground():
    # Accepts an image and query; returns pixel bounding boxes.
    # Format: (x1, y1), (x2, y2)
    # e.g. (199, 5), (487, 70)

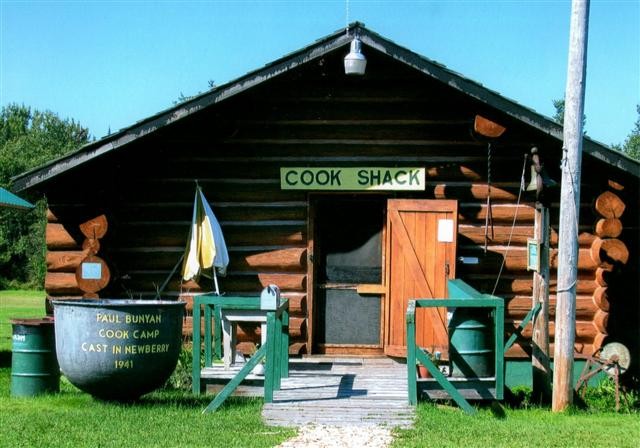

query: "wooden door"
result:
(384, 199), (458, 357)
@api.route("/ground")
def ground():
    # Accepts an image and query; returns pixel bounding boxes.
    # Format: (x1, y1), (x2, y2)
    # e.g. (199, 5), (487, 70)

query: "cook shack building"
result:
(14, 24), (639, 381)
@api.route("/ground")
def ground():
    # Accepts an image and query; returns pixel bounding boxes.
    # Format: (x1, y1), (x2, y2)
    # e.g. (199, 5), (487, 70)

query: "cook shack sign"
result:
(280, 167), (425, 191)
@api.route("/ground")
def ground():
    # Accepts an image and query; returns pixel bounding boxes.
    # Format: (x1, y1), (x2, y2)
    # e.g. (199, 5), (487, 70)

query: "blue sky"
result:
(1, 1), (638, 146)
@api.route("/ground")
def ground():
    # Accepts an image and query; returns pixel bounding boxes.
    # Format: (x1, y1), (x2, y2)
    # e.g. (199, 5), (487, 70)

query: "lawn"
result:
(0, 289), (295, 447)
(1, 290), (638, 447)
(0, 290), (45, 352)
(394, 402), (640, 447)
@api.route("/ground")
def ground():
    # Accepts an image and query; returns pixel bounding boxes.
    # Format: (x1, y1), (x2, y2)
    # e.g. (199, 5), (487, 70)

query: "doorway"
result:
(311, 196), (386, 355)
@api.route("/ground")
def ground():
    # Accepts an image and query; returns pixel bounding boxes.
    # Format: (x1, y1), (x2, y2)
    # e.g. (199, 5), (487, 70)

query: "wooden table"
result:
(221, 308), (269, 368)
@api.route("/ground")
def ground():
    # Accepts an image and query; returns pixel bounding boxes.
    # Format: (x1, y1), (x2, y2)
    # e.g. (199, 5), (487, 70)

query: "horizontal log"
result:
(123, 182), (305, 203)
(46, 223), (81, 250)
(182, 316), (305, 340)
(45, 272), (83, 295)
(594, 191), (625, 218)
(237, 247), (307, 271)
(458, 247), (597, 273)
(592, 287), (609, 312)
(180, 292), (306, 316)
(590, 237), (629, 267)
(122, 272), (307, 295)
(459, 224), (595, 247)
(509, 320), (597, 341)
(466, 275), (597, 296)
(459, 224), (533, 246)
(593, 310), (608, 334)
(434, 183), (518, 201)
(506, 295), (597, 319)
(46, 250), (89, 272)
(594, 218), (622, 238)
(117, 223), (306, 247)
(506, 342), (595, 358)
(458, 203), (536, 224)
(117, 202), (307, 223)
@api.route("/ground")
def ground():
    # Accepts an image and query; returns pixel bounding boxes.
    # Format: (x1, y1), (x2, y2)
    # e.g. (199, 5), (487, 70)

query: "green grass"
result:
(0, 290), (295, 447)
(0, 369), (295, 447)
(393, 402), (640, 447)
(0, 290), (45, 352)
(2, 290), (638, 447)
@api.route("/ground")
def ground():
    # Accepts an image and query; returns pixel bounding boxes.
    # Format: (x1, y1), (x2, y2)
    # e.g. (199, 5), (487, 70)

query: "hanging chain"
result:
(346, 0), (350, 33)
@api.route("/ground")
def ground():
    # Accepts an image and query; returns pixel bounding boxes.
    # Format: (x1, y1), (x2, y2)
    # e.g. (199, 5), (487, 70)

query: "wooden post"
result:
(553, 0), (590, 412)
(532, 205), (551, 403)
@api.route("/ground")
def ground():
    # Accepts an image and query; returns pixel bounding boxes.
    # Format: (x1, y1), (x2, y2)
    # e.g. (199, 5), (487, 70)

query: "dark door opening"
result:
(312, 196), (385, 354)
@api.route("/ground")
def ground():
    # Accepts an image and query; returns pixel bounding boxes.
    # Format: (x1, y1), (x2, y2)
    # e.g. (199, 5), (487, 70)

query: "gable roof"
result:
(12, 22), (638, 191)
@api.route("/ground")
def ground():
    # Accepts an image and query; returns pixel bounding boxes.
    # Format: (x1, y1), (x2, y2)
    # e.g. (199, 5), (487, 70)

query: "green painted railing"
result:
(191, 295), (289, 413)
(406, 279), (505, 415)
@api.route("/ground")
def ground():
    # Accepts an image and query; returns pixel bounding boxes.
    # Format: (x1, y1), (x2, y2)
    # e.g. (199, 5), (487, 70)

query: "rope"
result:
(484, 142), (494, 253)
(491, 154), (528, 296)
(556, 146), (581, 294)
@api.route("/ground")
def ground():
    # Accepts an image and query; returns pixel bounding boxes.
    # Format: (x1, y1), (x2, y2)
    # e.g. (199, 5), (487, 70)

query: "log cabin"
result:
(12, 23), (639, 384)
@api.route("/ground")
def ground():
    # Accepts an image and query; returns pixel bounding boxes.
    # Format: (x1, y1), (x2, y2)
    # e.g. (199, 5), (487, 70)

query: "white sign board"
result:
(437, 219), (454, 243)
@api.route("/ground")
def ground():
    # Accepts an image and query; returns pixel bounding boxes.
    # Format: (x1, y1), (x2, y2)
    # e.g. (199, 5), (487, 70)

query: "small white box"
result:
(260, 284), (281, 310)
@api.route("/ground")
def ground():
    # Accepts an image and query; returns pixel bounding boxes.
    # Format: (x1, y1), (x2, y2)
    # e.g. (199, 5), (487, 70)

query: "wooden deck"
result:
(201, 357), (415, 428)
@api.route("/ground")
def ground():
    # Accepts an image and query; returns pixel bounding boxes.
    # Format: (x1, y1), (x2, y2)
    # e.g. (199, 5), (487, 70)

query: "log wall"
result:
(41, 47), (638, 358)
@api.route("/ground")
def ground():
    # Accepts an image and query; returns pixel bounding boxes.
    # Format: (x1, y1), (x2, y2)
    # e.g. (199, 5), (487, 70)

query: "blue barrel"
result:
(448, 308), (494, 378)
(11, 318), (60, 397)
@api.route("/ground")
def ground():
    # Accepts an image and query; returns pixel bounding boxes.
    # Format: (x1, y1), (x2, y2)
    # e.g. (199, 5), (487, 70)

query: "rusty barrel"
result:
(52, 299), (185, 401)
(10, 318), (60, 397)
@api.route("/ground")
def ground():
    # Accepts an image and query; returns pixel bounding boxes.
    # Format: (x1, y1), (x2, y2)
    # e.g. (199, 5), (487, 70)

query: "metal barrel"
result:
(11, 318), (60, 397)
(52, 299), (185, 401)
(448, 309), (494, 378)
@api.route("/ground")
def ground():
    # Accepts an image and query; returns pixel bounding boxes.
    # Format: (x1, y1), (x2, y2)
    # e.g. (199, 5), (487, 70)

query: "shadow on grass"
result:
(0, 350), (10, 368)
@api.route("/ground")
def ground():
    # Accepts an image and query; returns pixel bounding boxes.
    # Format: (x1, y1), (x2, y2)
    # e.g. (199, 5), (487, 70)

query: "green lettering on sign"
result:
(280, 167), (425, 191)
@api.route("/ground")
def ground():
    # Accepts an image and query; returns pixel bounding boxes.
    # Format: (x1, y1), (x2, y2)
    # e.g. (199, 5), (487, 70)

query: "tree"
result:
(0, 104), (89, 288)
(552, 98), (586, 132)
(612, 105), (640, 160)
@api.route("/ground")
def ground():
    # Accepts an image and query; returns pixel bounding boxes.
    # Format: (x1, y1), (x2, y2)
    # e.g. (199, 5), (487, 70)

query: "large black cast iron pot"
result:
(52, 299), (185, 400)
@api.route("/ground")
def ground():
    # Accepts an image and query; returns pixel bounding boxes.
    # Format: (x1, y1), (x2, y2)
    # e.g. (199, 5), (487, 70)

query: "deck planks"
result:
(261, 357), (415, 428)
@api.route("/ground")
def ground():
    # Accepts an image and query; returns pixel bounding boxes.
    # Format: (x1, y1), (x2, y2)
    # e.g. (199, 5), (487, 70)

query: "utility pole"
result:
(553, 0), (590, 412)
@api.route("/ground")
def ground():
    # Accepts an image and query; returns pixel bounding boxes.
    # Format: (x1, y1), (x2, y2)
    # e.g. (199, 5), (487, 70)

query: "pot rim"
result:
(51, 299), (186, 308)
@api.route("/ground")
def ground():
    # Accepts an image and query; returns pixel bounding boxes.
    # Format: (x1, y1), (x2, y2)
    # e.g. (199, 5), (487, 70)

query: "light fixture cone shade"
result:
(344, 38), (367, 75)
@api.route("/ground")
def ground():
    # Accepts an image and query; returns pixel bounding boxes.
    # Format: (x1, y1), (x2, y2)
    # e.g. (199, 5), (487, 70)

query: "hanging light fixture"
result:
(344, 36), (367, 75)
